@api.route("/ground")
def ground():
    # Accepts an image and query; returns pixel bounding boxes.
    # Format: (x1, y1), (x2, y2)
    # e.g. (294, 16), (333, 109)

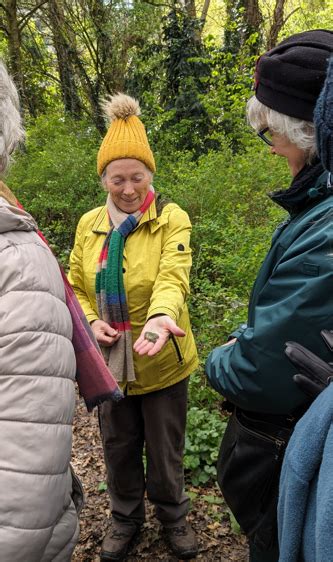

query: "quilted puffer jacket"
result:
(0, 190), (80, 561)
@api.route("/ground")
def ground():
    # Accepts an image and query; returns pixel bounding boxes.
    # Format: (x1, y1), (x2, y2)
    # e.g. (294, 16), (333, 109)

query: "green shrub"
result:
(6, 111), (294, 484)
(7, 113), (103, 264)
(184, 405), (227, 485)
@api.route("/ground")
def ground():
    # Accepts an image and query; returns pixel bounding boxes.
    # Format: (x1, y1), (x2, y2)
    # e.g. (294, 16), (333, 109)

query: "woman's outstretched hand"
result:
(134, 315), (185, 357)
(91, 319), (121, 347)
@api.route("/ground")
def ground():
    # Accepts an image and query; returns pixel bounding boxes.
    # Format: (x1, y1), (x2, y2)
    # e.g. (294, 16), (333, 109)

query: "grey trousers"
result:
(99, 378), (190, 527)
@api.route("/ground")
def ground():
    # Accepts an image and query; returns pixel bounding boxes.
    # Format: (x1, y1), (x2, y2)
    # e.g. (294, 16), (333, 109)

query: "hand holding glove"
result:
(285, 330), (333, 399)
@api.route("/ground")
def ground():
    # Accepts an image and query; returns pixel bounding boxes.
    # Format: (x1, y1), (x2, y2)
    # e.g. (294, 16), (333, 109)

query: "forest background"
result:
(1, 0), (332, 487)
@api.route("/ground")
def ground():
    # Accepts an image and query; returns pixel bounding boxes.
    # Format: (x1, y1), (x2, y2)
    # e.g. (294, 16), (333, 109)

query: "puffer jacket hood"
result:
(0, 197), (37, 233)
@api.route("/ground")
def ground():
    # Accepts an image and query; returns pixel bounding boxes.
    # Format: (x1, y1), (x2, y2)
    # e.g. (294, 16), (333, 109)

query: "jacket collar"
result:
(0, 187), (37, 234)
(269, 160), (331, 216)
(0, 181), (18, 206)
(92, 198), (158, 234)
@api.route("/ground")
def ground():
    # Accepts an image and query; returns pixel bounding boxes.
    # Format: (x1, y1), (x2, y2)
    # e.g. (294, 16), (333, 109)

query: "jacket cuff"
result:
(147, 306), (178, 322)
(86, 312), (99, 324)
(229, 323), (247, 340)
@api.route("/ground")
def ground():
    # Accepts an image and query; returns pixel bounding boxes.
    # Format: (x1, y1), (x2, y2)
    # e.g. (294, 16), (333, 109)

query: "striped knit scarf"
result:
(96, 186), (155, 382)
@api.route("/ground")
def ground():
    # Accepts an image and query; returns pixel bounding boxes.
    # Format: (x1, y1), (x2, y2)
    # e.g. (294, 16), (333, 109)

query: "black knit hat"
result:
(314, 56), (333, 172)
(255, 29), (333, 122)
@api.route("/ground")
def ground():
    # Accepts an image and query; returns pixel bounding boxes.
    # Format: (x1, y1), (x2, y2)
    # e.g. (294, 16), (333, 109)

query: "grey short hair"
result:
(247, 96), (317, 162)
(0, 61), (24, 175)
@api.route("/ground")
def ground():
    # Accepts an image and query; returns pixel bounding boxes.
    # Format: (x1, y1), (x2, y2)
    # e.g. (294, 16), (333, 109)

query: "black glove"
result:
(285, 335), (333, 399)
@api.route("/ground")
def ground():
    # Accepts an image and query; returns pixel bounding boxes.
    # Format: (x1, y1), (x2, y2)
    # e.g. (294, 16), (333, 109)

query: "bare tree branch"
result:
(18, 0), (48, 31)
(0, 23), (9, 35)
(141, 0), (174, 9)
(282, 6), (301, 26)
(0, 2), (10, 17)
(267, 0), (286, 49)
(200, 0), (211, 28)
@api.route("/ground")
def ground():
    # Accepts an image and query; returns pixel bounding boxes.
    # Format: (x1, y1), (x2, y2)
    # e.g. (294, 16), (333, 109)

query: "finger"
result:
(167, 325), (186, 337)
(104, 326), (119, 337)
(293, 374), (323, 399)
(133, 334), (146, 351)
(285, 342), (333, 379)
(321, 330), (333, 352)
(147, 337), (165, 356)
(135, 340), (155, 355)
(97, 334), (119, 346)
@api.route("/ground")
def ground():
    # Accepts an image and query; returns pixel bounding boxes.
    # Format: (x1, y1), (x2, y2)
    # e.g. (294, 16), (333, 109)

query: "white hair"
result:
(0, 61), (24, 175)
(247, 96), (317, 162)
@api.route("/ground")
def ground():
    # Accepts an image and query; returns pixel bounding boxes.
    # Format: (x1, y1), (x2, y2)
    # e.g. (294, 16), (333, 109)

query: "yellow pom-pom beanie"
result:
(97, 93), (156, 176)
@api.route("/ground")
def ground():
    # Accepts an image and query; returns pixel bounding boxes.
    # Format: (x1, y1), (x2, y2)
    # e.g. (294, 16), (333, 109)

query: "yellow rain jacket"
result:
(68, 198), (198, 394)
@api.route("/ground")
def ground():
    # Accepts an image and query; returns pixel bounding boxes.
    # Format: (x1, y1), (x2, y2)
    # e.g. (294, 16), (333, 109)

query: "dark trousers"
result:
(249, 540), (279, 562)
(99, 378), (190, 527)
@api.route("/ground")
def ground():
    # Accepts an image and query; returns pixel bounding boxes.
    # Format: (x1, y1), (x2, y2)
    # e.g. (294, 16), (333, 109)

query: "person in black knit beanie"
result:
(255, 30), (333, 121)
(206, 29), (333, 562)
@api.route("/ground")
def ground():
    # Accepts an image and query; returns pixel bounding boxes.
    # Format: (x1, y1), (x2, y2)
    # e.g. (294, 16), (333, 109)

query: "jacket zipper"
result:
(170, 334), (184, 364)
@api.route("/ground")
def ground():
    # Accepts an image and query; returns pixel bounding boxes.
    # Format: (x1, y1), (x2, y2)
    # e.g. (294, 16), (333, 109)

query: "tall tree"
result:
(47, 0), (82, 117)
(224, 0), (263, 56)
(0, 0), (47, 114)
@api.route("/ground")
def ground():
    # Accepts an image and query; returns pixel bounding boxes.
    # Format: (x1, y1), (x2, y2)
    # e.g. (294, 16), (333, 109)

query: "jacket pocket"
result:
(170, 334), (185, 365)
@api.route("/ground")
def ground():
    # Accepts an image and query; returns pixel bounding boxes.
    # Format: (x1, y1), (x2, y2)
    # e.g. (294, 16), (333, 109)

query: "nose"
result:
(123, 181), (135, 195)
(270, 147), (276, 155)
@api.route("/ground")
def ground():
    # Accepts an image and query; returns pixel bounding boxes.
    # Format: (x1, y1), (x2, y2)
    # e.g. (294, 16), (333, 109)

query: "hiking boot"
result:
(163, 521), (198, 559)
(100, 522), (140, 561)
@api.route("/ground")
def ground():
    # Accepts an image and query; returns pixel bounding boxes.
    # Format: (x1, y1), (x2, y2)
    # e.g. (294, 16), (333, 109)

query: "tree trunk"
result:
(267, 0), (287, 49)
(88, 0), (121, 94)
(4, 0), (25, 102)
(224, 0), (263, 56)
(48, 0), (82, 118)
(200, 0), (211, 32)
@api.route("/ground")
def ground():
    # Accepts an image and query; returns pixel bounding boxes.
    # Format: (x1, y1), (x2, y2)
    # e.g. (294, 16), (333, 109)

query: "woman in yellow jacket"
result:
(68, 94), (198, 562)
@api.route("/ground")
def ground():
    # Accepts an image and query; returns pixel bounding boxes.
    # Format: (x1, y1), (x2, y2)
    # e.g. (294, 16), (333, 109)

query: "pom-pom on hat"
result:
(314, 56), (333, 173)
(97, 93), (156, 176)
(255, 29), (333, 122)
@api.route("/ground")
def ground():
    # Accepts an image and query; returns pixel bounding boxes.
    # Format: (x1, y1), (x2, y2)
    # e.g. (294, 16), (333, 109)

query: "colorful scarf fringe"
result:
(96, 187), (155, 382)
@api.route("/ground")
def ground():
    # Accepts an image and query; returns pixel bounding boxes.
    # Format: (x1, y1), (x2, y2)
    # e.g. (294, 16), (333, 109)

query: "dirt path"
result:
(72, 396), (248, 561)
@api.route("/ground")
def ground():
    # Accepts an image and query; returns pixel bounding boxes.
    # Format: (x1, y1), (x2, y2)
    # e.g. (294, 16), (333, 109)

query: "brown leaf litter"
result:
(72, 395), (248, 561)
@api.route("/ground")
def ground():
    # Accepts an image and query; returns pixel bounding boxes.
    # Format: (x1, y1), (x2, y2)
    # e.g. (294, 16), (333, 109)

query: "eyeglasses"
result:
(257, 127), (273, 147)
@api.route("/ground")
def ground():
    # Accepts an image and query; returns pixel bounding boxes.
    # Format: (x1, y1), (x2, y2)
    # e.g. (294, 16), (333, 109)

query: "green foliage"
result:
(6, 92), (292, 486)
(7, 113), (102, 264)
(98, 481), (108, 492)
(157, 9), (214, 155)
(184, 406), (227, 486)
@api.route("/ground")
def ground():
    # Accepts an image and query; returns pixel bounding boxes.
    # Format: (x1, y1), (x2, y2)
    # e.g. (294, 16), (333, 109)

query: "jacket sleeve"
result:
(147, 206), (192, 322)
(68, 216), (99, 324)
(206, 209), (333, 415)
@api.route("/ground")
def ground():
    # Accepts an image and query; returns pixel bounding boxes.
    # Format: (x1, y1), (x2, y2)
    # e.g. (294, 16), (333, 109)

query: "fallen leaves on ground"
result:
(72, 396), (249, 561)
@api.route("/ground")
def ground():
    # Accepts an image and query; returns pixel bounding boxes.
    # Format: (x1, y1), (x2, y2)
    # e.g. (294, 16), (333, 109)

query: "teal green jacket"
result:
(206, 166), (333, 415)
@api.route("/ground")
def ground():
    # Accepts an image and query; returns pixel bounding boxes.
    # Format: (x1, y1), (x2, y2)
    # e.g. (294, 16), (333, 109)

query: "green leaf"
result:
(201, 494), (224, 505)
(98, 481), (108, 492)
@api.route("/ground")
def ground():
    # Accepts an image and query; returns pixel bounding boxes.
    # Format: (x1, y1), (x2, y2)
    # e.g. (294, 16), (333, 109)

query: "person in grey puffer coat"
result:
(0, 61), (81, 560)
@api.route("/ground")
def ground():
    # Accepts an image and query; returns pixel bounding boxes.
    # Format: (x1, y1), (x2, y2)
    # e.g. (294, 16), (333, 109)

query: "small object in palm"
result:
(144, 331), (160, 344)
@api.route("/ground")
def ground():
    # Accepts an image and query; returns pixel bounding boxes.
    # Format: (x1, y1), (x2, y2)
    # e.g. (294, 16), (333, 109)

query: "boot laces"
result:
(111, 528), (134, 540)
(168, 525), (187, 537)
